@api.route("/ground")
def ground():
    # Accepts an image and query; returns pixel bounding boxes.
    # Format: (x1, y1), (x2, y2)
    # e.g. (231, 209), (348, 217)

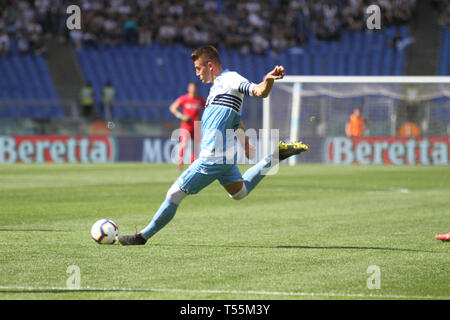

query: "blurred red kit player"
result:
(169, 82), (205, 169)
(435, 231), (450, 241)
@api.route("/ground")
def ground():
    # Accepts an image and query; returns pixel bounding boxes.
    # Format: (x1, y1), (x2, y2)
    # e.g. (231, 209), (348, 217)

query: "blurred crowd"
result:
(432, 0), (450, 26)
(1, 0), (445, 56)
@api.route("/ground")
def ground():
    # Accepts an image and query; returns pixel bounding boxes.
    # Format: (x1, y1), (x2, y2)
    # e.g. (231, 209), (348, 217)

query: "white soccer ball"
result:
(91, 219), (119, 244)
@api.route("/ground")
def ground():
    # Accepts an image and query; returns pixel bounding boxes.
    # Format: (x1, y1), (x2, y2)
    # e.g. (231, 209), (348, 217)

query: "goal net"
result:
(264, 76), (450, 164)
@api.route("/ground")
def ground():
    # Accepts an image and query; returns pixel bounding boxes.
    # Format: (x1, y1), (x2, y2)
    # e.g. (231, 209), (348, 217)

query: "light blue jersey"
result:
(199, 69), (256, 163)
(176, 69), (256, 194)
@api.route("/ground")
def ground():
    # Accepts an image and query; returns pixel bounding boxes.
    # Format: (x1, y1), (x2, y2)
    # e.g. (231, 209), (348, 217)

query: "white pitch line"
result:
(0, 286), (448, 300)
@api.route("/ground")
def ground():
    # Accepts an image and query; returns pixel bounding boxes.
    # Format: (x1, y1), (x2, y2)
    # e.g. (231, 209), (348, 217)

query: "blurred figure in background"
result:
(169, 82), (206, 170)
(345, 107), (365, 137)
(102, 81), (115, 121)
(0, 29), (10, 55)
(397, 89), (423, 137)
(80, 82), (95, 120)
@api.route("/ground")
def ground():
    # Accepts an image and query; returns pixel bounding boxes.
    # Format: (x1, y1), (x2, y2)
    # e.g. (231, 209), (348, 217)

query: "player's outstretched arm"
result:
(169, 98), (181, 117)
(169, 98), (189, 121)
(252, 65), (285, 98)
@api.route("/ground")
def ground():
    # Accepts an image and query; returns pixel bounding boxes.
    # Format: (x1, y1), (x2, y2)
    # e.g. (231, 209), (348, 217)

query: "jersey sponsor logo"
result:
(184, 102), (202, 110)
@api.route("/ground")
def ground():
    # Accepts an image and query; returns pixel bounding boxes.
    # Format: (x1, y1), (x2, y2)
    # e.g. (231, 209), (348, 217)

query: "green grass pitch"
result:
(0, 163), (449, 300)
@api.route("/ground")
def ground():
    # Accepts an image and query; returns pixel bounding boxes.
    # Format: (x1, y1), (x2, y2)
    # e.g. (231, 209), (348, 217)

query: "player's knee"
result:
(229, 184), (248, 200)
(166, 182), (188, 204)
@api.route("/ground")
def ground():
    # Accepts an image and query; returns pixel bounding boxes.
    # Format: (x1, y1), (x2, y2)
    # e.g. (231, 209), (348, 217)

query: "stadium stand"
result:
(0, 0), (448, 123)
(438, 26), (449, 76)
(76, 24), (411, 122)
(74, 24), (410, 121)
(0, 51), (64, 119)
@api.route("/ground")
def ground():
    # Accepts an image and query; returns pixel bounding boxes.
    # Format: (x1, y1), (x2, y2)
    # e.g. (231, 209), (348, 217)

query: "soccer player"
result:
(435, 232), (450, 241)
(169, 82), (206, 170)
(118, 45), (308, 245)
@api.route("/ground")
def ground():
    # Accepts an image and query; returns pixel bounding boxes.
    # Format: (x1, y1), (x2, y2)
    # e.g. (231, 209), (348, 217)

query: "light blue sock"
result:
(140, 198), (178, 239)
(242, 155), (273, 193)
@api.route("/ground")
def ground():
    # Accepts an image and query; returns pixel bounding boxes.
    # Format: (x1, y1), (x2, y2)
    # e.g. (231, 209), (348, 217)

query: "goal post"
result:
(263, 76), (450, 165)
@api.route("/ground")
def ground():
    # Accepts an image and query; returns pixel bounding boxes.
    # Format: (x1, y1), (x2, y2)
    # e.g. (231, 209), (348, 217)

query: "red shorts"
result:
(179, 129), (193, 144)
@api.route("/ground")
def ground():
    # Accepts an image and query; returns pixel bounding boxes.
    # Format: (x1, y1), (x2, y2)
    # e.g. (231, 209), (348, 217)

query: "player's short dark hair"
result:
(190, 45), (221, 66)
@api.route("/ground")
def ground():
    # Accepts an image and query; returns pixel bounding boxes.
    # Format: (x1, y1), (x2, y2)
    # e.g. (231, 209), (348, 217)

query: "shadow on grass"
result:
(152, 243), (439, 253)
(275, 245), (435, 253)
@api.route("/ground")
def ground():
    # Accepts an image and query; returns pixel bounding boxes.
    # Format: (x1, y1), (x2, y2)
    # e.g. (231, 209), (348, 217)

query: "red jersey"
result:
(176, 93), (205, 130)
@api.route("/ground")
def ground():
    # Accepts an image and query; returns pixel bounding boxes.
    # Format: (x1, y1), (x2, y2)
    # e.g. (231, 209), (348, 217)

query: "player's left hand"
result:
(265, 65), (285, 81)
